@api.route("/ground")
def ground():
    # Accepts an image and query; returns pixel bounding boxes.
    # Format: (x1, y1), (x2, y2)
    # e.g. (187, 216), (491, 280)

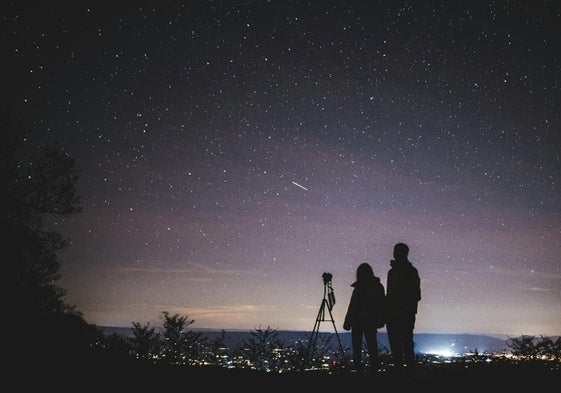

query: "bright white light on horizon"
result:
(424, 348), (458, 357)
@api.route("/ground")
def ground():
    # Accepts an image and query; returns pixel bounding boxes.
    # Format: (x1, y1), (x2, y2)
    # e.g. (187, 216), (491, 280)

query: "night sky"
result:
(2, 1), (560, 337)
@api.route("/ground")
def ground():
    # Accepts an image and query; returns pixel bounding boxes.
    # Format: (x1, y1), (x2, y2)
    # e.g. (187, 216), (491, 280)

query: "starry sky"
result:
(2, 1), (560, 337)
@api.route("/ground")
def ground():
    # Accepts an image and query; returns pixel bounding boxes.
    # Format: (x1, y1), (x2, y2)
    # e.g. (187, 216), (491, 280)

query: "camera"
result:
(322, 272), (333, 285)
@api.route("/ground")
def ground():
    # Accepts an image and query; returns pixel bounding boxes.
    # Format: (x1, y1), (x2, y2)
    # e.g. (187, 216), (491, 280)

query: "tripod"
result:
(305, 273), (346, 367)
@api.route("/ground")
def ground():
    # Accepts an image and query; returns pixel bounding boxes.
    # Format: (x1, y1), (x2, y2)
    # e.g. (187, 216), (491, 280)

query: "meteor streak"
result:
(291, 181), (308, 191)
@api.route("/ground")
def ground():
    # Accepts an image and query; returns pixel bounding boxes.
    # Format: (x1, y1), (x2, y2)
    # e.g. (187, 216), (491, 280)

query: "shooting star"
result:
(291, 181), (308, 191)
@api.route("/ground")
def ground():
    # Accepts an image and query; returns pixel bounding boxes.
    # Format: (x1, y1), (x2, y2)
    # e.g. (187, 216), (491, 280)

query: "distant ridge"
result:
(99, 327), (513, 355)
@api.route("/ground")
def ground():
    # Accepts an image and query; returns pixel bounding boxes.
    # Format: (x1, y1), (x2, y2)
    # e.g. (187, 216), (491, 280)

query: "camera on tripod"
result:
(321, 272), (336, 310)
(305, 271), (346, 365)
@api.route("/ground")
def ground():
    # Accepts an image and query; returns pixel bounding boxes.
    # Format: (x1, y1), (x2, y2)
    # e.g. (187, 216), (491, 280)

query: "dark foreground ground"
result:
(105, 362), (560, 390)
(11, 351), (560, 391)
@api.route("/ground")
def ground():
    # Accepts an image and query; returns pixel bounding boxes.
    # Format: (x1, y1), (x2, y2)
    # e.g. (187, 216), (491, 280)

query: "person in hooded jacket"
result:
(385, 242), (421, 375)
(343, 262), (386, 373)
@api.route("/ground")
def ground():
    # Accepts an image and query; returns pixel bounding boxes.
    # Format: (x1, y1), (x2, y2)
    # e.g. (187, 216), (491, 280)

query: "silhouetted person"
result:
(343, 262), (386, 373)
(386, 242), (421, 375)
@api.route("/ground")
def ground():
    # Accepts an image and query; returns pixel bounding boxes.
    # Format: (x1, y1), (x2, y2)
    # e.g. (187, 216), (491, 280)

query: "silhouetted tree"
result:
(550, 336), (561, 361)
(99, 332), (133, 358)
(507, 335), (540, 359)
(160, 311), (206, 365)
(130, 321), (161, 362)
(241, 325), (284, 372)
(2, 110), (97, 363)
(534, 335), (561, 361)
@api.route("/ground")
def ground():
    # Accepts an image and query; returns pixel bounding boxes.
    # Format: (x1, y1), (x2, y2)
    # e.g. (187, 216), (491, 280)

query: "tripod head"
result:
(322, 272), (333, 285)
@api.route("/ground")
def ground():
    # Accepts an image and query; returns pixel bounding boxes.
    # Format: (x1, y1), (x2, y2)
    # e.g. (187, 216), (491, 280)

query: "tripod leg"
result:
(327, 304), (347, 363)
(305, 299), (326, 364)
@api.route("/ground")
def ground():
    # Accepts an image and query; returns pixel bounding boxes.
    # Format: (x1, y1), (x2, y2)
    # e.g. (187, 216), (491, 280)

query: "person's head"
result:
(393, 242), (409, 261)
(356, 262), (374, 281)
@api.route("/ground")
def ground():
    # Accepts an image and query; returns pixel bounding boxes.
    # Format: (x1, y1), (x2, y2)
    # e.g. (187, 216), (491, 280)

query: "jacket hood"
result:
(351, 275), (381, 288)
